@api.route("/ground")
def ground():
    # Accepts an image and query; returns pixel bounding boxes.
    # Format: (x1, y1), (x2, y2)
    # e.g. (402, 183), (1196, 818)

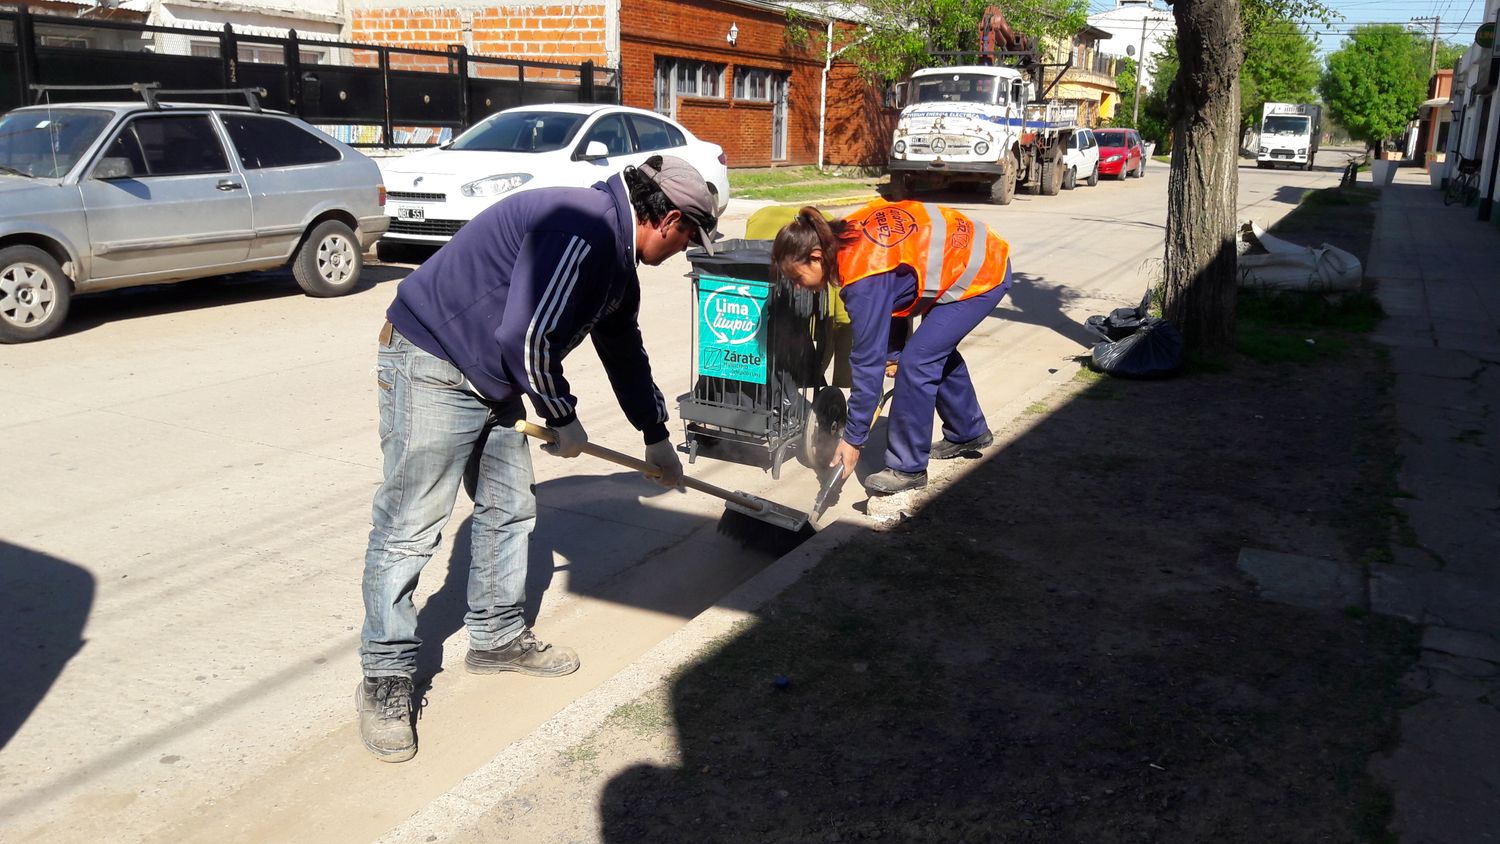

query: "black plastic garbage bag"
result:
(1084, 288), (1153, 341)
(1085, 290), (1184, 379)
(1089, 318), (1184, 378)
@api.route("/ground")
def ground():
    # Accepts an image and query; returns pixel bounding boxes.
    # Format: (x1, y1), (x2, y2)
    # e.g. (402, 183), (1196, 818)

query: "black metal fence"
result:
(0, 4), (619, 147)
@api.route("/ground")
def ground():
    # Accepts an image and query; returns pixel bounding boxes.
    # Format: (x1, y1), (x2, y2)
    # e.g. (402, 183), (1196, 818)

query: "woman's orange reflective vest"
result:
(836, 201), (1011, 318)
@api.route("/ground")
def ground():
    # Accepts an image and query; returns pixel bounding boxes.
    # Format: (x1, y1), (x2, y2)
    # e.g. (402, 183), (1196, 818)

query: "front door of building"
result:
(770, 73), (788, 161)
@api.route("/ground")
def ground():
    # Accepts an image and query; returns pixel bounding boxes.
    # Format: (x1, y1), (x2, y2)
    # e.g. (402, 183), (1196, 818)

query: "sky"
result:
(1086, 0), (1492, 59)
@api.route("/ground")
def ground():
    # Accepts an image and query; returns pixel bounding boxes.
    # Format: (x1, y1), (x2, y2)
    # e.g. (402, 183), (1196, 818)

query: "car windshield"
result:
(0, 107), (113, 178)
(913, 74), (1000, 105)
(448, 111), (588, 153)
(1263, 115), (1309, 135)
(1096, 130), (1129, 147)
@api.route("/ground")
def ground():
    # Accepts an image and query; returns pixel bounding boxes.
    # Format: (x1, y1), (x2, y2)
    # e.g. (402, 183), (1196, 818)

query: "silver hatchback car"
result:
(0, 92), (388, 342)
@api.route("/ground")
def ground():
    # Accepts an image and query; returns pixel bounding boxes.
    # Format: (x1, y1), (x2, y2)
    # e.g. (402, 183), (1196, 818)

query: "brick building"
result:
(341, 0), (890, 167)
(621, 0), (890, 167)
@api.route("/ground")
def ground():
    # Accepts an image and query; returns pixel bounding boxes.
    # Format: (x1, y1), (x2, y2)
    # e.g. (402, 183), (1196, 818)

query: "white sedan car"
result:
(378, 104), (729, 246)
(1062, 127), (1101, 190)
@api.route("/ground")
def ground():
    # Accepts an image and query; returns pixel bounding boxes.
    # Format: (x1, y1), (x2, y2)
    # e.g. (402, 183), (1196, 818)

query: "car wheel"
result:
(1135, 159), (1145, 178)
(1087, 164), (1099, 187)
(0, 245), (73, 344)
(293, 220), (363, 297)
(1063, 166), (1077, 190)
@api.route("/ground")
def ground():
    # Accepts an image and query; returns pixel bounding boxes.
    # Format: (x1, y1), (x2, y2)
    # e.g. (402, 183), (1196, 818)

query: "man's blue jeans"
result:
(359, 327), (535, 677)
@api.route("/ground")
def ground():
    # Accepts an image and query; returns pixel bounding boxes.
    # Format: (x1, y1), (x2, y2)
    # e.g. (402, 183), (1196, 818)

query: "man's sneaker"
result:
(356, 675), (416, 763)
(930, 431), (994, 460)
(864, 468), (928, 495)
(465, 629), (581, 677)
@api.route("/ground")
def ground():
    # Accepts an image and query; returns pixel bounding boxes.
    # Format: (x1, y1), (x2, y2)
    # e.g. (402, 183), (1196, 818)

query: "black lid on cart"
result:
(686, 239), (775, 283)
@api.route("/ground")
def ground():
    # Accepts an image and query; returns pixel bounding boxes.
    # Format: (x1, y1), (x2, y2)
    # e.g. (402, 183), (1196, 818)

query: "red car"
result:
(1096, 128), (1146, 179)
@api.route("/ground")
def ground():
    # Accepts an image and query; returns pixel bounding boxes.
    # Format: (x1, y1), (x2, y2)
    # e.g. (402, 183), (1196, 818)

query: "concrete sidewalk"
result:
(1364, 166), (1500, 843)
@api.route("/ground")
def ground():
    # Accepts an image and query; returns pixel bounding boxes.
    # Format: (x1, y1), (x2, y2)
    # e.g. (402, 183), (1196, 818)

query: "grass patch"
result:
(559, 740), (601, 780)
(608, 700), (670, 737)
(1025, 401), (1049, 414)
(1239, 290), (1385, 333)
(1300, 186), (1379, 207)
(1237, 325), (1349, 363)
(735, 182), (879, 202)
(730, 166), (827, 190)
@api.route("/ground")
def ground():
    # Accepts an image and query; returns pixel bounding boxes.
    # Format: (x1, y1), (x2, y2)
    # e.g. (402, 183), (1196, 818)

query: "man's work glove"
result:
(540, 419), (588, 458)
(643, 438), (683, 489)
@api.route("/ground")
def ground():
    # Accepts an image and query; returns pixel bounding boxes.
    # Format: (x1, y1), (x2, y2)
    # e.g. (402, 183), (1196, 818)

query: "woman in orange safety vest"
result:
(773, 201), (1012, 494)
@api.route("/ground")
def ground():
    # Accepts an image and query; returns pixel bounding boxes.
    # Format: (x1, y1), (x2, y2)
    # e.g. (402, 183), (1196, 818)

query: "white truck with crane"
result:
(887, 7), (1079, 205)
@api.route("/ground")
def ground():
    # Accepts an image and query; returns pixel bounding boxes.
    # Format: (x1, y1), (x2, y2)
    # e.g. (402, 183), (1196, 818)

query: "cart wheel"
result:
(797, 387), (848, 471)
(686, 436), (699, 465)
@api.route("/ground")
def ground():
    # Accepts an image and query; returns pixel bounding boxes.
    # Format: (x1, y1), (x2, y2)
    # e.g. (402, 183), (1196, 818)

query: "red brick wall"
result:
(348, 4), (608, 66)
(824, 62), (897, 168)
(621, 0), (889, 168)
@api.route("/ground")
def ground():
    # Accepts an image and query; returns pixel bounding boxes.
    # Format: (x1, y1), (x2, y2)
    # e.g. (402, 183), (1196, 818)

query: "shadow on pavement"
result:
(596, 340), (1415, 841)
(55, 263), (407, 339)
(990, 271), (1099, 349)
(411, 470), (757, 690)
(0, 542), (94, 750)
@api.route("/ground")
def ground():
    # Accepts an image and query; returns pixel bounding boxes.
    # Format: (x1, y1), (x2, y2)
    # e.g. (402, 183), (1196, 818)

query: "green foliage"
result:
(1435, 41), (1466, 71)
(1319, 25), (1429, 149)
(1241, 19), (1321, 130)
(1109, 41), (1173, 149)
(789, 0), (1089, 83)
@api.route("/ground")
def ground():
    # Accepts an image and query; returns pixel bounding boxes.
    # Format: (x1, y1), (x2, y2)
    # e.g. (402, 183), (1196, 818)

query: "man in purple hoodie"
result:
(356, 156), (720, 762)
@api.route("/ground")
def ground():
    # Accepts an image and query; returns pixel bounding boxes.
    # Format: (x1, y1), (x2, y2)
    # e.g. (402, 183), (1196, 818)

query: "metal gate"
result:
(0, 4), (619, 147)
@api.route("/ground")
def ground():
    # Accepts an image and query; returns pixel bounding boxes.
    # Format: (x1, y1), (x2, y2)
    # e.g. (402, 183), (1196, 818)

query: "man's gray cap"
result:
(637, 155), (721, 255)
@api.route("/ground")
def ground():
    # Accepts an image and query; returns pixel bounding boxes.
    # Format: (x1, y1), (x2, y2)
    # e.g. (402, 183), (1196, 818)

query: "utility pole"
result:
(1411, 15), (1440, 75)
(1131, 10), (1169, 126)
(1133, 16), (1147, 125)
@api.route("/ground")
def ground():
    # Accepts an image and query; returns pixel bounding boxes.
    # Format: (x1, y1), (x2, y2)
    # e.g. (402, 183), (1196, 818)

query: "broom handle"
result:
(513, 421), (769, 513)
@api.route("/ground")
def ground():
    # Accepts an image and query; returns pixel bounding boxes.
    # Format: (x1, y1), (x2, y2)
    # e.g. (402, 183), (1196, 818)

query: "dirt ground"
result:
(458, 190), (1418, 843)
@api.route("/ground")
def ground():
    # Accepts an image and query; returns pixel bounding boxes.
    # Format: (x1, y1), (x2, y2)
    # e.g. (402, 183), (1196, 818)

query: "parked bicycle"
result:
(1443, 157), (1481, 207)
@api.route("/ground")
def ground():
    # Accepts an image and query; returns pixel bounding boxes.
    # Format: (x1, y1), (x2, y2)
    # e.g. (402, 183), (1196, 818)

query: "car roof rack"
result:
(28, 83), (266, 112)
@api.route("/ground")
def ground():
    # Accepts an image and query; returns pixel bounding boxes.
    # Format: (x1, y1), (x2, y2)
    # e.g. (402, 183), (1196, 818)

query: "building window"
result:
(38, 35), (90, 48)
(733, 67), (782, 102)
(654, 57), (724, 115)
(190, 39), (325, 64)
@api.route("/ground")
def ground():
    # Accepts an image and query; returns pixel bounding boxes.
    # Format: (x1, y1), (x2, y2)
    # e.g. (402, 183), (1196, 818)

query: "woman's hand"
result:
(830, 440), (861, 479)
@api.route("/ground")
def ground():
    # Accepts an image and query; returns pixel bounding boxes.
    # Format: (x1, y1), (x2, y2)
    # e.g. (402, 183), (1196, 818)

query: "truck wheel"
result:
(889, 173), (915, 202)
(1063, 167), (1077, 190)
(1087, 165), (1099, 187)
(0, 245), (73, 344)
(293, 219), (363, 298)
(989, 156), (1018, 205)
(1039, 159), (1061, 196)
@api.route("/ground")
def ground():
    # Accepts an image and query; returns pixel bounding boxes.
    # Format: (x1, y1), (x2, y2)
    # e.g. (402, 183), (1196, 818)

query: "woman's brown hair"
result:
(772, 206), (851, 285)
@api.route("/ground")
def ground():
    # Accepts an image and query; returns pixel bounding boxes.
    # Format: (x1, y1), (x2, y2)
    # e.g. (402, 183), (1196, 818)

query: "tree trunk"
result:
(1162, 0), (1243, 359)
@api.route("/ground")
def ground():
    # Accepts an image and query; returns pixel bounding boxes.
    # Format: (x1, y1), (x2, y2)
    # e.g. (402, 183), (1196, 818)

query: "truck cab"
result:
(888, 64), (1077, 205)
(1257, 102), (1322, 171)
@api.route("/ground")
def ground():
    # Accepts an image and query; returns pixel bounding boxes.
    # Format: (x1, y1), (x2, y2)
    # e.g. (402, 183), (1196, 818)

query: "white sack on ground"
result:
(1237, 221), (1363, 292)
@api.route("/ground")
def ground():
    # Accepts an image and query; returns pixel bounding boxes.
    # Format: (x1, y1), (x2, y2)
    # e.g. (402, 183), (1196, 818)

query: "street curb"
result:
(377, 519), (869, 843)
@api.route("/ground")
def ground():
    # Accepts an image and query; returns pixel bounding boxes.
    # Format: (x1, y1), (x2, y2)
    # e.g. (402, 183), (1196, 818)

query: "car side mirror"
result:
(93, 157), (136, 180)
(577, 141), (609, 161)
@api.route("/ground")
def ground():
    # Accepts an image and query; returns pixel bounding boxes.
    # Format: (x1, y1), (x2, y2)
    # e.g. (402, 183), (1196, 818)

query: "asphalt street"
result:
(0, 151), (1345, 842)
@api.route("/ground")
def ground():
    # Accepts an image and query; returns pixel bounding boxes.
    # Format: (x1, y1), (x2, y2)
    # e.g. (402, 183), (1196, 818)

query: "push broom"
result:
(515, 421), (817, 553)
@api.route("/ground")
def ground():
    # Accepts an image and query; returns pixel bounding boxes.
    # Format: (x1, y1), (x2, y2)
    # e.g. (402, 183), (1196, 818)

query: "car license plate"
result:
(397, 206), (425, 222)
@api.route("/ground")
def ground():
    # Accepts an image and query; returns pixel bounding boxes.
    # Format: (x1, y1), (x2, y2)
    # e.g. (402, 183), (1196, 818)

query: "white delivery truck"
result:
(887, 57), (1078, 205)
(1257, 103), (1322, 171)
